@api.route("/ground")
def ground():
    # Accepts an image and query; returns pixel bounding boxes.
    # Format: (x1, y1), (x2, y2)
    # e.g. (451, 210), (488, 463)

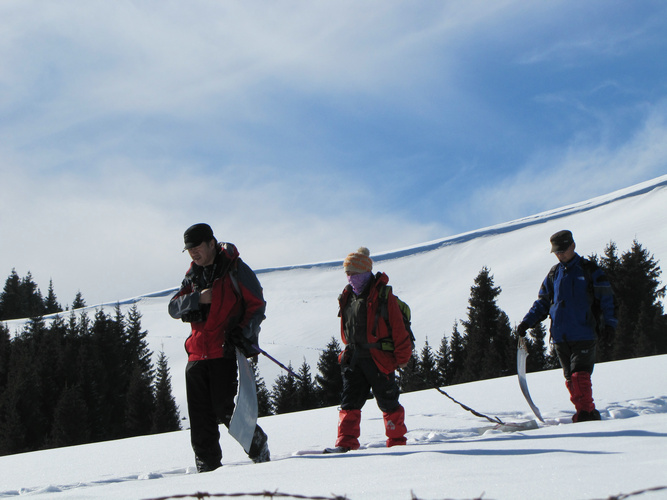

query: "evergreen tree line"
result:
(0, 305), (180, 456)
(0, 268), (86, 321)
(262, 239), (666, 415)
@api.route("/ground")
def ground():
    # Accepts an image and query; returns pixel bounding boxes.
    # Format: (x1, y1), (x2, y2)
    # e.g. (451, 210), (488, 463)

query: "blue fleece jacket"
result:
(522, 253), (617, 343)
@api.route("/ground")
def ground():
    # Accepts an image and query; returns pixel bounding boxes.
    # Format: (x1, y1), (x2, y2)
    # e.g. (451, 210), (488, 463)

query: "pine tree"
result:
(599, 241), (620, 276)
(71, 291), (86, 310)
(32, 315), (68, 437)
(459, 267), (513, 383)
(605, 241), (666, 359)
(251, 358), (273, 417)
(295, 360), (318, 411)
(75, 313), (105, 442)
(68, 308), (90, 337)
(448, 322), (466, 384)
(632, 302), (660, 357)
(523, 323), (548, 372)
(124, 305), (153, 375)
(398, 347), (421, 393)
(598, 242), (623, 361)
(0, 330), (47, 454)
(152, 351), (181, 433)
(1, 272), (62, 320)
(0, 385), (28, 455)
(49, 384), (90, 447)
(419, 338), (440, 388)
(43, 279), (62, 315)
(125, 367), (155, 437)
(314, 337), (343, 407)
(271, 364), (299, 414)
(121, 306), (156, 438)
(0, 269), (23, 320)
(0, 270), (48, 320)
(435, 333), (451, 386)
(0, 323), (10, 393)
(21, 272), (45, 318)
(89, 309), (126, 440)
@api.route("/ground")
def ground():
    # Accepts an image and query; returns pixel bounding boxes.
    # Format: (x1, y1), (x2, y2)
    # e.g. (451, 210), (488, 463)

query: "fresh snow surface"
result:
(2, 175), (667, 499)
(0, 355), (665, 500)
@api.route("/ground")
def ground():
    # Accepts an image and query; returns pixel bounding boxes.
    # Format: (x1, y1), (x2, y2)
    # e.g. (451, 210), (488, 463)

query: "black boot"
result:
(248, 425), (270, 463)
(574, 409), (601, 422)
(195, 457), (222, 473)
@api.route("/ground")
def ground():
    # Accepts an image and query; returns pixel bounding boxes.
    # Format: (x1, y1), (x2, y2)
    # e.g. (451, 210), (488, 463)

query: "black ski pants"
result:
(340, 353), (401, 413)
(554, 339), (597, 380)
(186, 357), (266, 469)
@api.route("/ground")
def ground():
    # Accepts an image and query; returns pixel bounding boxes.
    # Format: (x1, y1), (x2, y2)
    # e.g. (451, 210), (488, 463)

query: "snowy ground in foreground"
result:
(1, 354), (665, 500)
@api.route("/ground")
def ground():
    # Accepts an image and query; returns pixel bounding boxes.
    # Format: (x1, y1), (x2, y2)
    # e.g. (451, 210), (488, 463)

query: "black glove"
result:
(516, 322), (529, 337)
(600, 324), (615, 344)
(228, 328), (259, 358)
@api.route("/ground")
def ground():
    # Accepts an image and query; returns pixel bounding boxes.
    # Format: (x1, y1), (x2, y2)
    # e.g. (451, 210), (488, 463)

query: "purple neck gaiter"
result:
(348, 271), (372, 295)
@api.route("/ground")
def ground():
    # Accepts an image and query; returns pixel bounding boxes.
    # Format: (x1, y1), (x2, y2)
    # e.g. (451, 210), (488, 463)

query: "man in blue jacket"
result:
(517, 230), (617, 422)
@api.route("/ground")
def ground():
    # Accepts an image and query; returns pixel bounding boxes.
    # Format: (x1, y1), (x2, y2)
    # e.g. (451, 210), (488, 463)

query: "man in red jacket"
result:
(169, 223), (269, 472)
(329, 247), (412, 453)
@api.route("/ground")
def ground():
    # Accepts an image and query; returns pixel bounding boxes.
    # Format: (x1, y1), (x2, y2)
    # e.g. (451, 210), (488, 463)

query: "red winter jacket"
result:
(168, 242), (266, 362)
(338, 272), (412, 374)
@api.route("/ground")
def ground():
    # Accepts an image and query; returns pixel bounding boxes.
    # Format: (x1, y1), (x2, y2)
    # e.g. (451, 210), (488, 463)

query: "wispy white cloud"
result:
(0, 156), (448, 305)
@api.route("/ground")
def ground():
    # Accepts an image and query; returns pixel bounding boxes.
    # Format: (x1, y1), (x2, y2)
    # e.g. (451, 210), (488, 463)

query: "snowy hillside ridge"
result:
(232, 174), (667, 272)
(1, 354), (666, 500)
(8, 173), (664, 317)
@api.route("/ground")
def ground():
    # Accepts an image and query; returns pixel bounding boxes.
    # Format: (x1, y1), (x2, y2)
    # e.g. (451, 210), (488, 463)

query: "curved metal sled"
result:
(517, 337), (545, 423)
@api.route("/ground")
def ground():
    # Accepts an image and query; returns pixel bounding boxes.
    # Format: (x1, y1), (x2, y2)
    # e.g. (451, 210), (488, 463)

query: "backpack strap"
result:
(580, 258), (603, 333)
(580, 258), (596, 293)
(547, 264), (558, 304)
(367, 285), (395, 351)
(372, 285), (392, 336)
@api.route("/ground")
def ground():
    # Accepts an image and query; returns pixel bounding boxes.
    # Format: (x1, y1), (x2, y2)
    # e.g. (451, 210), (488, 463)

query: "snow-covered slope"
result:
(0, 354), (665, 499)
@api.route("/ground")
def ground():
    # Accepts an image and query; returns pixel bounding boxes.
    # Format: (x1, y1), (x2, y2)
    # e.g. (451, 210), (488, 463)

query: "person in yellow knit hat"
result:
(327, 247), (413, 453)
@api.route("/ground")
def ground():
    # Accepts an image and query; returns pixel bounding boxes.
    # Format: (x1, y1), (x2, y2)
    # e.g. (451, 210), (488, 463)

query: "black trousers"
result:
(340, 353), (401, 413)
(186, 357), (266, 468)
(554, 339), (597, 379)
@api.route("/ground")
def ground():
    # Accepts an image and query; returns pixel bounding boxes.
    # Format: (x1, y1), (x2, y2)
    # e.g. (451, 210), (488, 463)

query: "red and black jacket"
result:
(169, 242), (266, 361)
(338, 272), (412, 374)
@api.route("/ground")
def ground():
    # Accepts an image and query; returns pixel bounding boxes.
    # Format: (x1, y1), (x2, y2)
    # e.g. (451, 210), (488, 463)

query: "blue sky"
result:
(1, 0), (666, 306)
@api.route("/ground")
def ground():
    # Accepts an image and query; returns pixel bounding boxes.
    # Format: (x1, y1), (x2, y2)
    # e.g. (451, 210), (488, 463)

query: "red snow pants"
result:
(567, 371), (596, 415)
(336, 356), (407, 448)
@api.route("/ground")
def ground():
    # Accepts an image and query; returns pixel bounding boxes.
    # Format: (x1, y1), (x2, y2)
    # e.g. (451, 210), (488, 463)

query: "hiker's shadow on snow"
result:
(294, 430), (667, 460)
(477, 429), (667, 442)
(297, 448), (614, 459)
